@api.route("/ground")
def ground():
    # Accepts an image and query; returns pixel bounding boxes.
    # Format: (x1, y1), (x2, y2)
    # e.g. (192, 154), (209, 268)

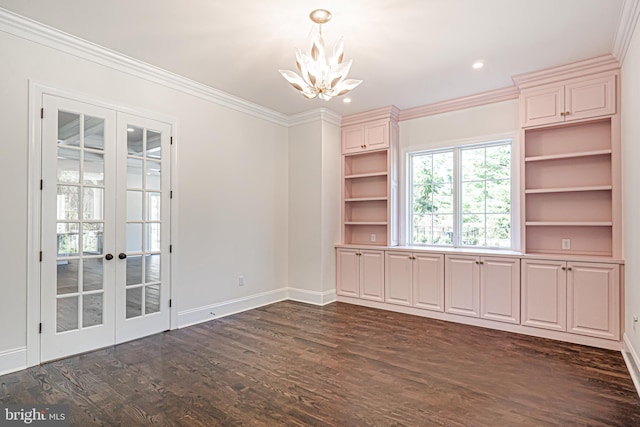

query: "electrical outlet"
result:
(561, 239), (571, 250)
(238, 276), (245, 286)
(370, 234), (376, 242)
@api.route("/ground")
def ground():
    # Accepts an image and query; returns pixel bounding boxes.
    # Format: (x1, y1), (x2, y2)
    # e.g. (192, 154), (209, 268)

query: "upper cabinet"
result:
(520, 72), (616, 128)
(342, 119), (390, 154)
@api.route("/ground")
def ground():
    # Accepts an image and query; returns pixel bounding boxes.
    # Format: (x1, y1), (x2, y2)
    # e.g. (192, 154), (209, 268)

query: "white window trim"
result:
(399, 132), (520, 250)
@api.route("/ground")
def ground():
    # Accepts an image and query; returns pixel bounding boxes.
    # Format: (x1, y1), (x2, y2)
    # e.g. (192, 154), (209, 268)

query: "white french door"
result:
(40, 95), (171, 362)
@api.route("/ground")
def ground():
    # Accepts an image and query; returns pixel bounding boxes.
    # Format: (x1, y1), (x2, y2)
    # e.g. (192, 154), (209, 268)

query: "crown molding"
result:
(288, 108), (342, 127)
(613, 0), (640, 65)
(512, 54), (620, 89)
(398, 86), (519, 122)
(342, 105), (400, 126)
(0, 8), (291, 127)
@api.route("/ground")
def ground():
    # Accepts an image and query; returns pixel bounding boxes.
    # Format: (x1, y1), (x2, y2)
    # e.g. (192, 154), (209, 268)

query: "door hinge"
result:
(169, 299), (172, 308)
(39, 251), (43, 262)
(40, 179), (43, 190)
(39, 323), (42, 334)
(170, 190), (173, 199)
(40, 108), (44, 119)
(169, 244), (173, 253)
(170, 136), (173, 145)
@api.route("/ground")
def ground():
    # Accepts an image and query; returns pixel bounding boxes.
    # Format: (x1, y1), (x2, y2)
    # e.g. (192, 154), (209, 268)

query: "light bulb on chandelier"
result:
(279, 9), (363, 101)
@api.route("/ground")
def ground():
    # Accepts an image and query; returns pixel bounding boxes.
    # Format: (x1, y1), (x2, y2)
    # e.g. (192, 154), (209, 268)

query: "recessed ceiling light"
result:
(343, 98), (352, 104)
(472, 61), (484, 70)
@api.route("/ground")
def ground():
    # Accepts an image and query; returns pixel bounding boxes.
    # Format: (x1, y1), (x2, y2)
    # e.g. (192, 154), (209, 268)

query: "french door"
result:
(40, 95), (171, 362)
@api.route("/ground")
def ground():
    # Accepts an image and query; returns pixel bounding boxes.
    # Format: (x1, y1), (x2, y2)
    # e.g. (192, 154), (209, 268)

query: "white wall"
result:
(0, 29), (289, 363)
(287, 118), (341, 302)
(621, 21), (640, 368)
(399, 100), (519, 149)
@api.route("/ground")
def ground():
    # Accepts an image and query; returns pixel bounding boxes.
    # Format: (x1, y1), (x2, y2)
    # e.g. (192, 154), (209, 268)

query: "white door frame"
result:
(27, 81), (180, 367)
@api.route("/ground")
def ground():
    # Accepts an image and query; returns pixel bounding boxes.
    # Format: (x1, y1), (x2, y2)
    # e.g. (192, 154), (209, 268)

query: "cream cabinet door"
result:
(445, 255), (480, 317)
(480, 257), (520, 324)
(384, 251), (412, 306)
(567, 262), (619, 340)
(413, 253), (444, 312)
(360, 249), (385, 301)
(520, 85), (565, 127)
(336, 248), (359, 297)
(565, 74), (616, 122)
(521, 259), (566, 331)
(341, 125), (365, 154)
(364, 121), (389, 151)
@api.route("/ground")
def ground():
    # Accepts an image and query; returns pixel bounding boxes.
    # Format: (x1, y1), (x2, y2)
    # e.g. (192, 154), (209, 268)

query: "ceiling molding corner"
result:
(0, 7), (290, 127)
(613, 0), (640, 64)
(341, 105), (400, 127)
(288, 108), (342, 127)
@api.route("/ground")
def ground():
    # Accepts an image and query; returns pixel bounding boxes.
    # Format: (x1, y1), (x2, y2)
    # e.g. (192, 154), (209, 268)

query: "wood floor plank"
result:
(1, 300), (639, 426)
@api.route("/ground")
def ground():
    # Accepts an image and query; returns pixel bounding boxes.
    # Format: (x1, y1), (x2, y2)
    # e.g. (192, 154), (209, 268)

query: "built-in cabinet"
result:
(445, 255), (520, 324)
(335, 58), (624, 351)
(517, 67), (621, 259)
(384, 251), (444, 311)
(521, 259), (620, 340)
(342, 107), (399, 247)
(520, 73), (616, 127)
(336, 248), (385, 301)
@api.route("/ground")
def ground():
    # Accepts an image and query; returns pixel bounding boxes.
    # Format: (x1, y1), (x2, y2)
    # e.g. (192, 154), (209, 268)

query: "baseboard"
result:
(287, 288), (336, 306)
(177, 287), (289, 328)
(336, 296), (623, 351)
(0, 347), (27, 376)
(623, 333), (640, 397)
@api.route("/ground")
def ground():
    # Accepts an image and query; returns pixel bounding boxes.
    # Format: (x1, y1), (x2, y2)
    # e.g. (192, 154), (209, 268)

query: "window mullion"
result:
(453, 147), (461, 247)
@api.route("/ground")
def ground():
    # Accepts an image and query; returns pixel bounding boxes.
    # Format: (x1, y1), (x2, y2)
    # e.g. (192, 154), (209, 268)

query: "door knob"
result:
(105, 253), (113, 261)
(118, 253), (127, 260)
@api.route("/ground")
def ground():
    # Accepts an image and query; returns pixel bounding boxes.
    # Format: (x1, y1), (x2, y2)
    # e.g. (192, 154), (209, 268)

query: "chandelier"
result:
(279, 9), (363, 101)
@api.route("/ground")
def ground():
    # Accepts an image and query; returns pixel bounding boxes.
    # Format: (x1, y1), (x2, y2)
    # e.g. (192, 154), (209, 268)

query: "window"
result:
(409, 140), (513, 249)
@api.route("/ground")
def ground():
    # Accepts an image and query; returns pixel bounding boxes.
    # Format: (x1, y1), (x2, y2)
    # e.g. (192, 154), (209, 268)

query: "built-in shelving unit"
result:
(523, 118), (619, 257)
(341, 106), (399, 247)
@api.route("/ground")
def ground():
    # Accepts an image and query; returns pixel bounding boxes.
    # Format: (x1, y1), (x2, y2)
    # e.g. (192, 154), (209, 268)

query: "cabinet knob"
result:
(567, 267), (573, 271)
(565, 111), (571, 116)
(560, 112), (566, 117)
(562, 266), (566, 271)
(480, 261), (484, 265)
(363, 144), (367, 148)
(475, 261), (480, 264)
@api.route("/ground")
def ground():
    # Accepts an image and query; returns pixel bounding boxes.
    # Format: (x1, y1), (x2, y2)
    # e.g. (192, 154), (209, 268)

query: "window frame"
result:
(402, 133), (520, 251)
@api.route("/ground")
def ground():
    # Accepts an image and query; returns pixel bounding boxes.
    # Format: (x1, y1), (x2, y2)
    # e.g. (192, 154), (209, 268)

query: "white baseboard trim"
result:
(623, 333), (640, 397)
(287, 288), (337, 306)
(336, 296), (623, 351)
(0, 347), (27, 376)
(177, 287), (289, 328)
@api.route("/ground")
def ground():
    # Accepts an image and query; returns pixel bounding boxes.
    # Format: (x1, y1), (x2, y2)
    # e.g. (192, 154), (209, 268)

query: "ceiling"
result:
(0, 0), (626, 116)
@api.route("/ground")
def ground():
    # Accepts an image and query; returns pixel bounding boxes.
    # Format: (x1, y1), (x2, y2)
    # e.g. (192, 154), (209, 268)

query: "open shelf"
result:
(344, 223), (388, 246)
(525, 225), (612, 257)
(345, 199), (388, 223)
(524, 119), (611, 158)
(525, 149), (611, 163)
(526, 221), (613, 226)
(345, 197), (388, 202)
(525, 154), (612, 190)
(345, 171), (388, 179)
(525, 185), (612, 194)
(344, 150), (388, 176)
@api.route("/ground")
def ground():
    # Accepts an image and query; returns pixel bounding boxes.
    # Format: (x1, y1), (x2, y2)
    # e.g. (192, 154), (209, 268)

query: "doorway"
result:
(39, 94), (172, 362)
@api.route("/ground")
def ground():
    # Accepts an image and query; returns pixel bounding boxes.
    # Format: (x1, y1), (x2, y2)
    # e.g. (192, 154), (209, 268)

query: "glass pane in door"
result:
(55, 111), (106, 333)
(124, 123), (164, 319)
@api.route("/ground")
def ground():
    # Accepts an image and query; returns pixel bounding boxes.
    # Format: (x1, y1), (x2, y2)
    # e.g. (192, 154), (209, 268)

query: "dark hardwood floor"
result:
(2, 301), (639, 426)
